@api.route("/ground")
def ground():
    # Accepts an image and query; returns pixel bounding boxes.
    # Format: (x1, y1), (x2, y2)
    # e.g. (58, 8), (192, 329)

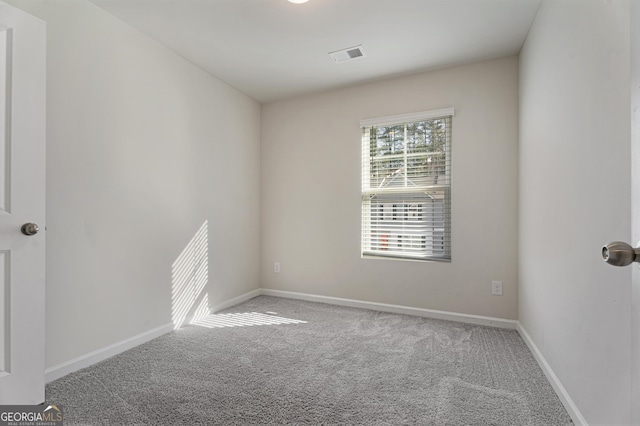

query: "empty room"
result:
(0, 0), (638, 424)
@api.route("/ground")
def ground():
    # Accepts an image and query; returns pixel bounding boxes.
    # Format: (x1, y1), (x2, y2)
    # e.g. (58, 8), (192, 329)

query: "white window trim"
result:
(360, 107), (455, 128)
(360, 107), (454, 262)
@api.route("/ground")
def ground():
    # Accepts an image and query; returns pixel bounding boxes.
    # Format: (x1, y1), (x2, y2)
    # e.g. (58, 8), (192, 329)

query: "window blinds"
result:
(361, 108), (453, 261)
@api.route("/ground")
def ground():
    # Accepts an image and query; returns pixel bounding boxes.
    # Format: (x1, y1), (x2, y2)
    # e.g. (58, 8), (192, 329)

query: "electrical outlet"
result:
(492, 280), (503, 296)
(274, 262), (280, 273)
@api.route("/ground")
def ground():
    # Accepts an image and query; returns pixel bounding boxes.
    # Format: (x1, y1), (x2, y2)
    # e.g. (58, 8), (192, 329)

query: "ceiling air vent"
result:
(329, 45), (366, 63)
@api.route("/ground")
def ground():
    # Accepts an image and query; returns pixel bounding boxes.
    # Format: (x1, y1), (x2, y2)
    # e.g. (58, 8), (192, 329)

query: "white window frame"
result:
(361, 108), (454, 262)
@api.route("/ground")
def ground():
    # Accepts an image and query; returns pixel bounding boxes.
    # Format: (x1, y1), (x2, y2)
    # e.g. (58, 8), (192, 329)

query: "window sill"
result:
(361, 253), (451, 263)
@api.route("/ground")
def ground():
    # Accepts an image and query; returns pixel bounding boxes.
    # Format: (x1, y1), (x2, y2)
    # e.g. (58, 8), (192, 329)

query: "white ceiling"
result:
(89, 0), (542, 103)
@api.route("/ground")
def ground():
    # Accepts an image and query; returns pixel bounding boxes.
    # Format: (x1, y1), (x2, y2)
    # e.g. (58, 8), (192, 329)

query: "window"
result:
(361, 108), (453, 261)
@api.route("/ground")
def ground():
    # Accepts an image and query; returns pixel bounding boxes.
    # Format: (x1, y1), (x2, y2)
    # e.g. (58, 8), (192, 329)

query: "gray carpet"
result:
(46, 296), (572, 425)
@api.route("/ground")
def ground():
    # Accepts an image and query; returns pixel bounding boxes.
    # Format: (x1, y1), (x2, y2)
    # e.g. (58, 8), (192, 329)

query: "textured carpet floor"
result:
(46, 296), (572, 425)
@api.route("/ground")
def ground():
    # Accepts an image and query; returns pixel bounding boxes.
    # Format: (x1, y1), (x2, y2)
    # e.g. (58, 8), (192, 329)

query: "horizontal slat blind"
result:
(361, 112), (452, 261)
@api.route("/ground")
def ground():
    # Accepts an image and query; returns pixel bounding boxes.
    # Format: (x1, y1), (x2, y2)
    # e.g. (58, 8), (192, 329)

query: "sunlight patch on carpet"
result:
(190, 312), (307, 329)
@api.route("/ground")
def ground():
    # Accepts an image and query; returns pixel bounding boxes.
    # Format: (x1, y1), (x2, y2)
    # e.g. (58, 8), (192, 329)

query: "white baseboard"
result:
(517, 322), (587, 426)
(45, 322), (174, 383)
(260, 289), (518, 329)
(210, 289), (262, 313)
(44, 288), (263, 383)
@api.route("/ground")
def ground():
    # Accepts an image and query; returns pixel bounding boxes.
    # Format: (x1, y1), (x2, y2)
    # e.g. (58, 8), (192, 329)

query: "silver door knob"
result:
(602, 241), (640, 266)
(20, 223), (39, 236)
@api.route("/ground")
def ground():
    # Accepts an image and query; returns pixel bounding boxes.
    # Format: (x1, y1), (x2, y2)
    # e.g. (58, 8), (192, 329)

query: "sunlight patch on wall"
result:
(172, 221), (208, 329)
(191, 292), (210, 324)
(190, 312), (307, 329)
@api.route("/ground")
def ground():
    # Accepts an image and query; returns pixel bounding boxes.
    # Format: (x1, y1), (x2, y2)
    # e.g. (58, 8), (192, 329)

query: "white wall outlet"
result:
(492, 280), (503, 296)
(274, 262), (280, 273)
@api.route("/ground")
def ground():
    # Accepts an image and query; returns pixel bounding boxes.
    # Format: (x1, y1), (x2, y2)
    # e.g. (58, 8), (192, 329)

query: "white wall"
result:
(261, 57), (519, 320)
(519, 0), (631, 424)
(6, 0), (261, 369)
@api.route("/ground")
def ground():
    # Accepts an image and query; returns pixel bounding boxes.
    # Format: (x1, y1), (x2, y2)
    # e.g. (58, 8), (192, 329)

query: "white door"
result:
(632, 0), (640, 423)
(0, 1), (45, 404)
